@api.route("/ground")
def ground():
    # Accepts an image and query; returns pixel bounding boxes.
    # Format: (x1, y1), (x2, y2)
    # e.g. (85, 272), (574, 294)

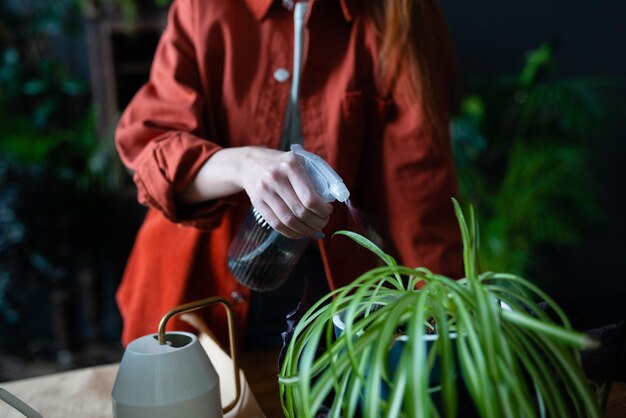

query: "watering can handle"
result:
(157, 297), (241, 414)
(0, 388), (43, 418)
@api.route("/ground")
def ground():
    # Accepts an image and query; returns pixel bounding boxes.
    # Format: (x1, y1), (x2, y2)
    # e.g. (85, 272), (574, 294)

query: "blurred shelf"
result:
(85, 11), (166, 137)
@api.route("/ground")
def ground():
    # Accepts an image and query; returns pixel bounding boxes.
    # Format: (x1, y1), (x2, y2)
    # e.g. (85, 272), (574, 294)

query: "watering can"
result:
(111, 297), (241, 418)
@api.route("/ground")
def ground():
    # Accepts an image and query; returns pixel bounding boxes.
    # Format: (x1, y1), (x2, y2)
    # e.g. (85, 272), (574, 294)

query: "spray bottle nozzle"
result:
(291, 144), (350, 203)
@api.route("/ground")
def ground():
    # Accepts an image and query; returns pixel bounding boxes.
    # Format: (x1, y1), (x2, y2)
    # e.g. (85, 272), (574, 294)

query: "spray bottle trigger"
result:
(290, 145), (350, 203)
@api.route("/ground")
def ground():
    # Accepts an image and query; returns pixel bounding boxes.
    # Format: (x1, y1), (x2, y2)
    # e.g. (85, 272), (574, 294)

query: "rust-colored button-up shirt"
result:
(115, 0), (462, 346)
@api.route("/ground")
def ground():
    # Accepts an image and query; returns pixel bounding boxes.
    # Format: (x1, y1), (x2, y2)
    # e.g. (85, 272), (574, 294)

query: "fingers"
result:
(286, 157), (334, 220)
(253, 199), (319, 239)
(244, 148), (333, 238)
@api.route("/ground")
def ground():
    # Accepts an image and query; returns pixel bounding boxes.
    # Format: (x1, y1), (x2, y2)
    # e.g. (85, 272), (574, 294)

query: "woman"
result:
(115, 0), (462, 347)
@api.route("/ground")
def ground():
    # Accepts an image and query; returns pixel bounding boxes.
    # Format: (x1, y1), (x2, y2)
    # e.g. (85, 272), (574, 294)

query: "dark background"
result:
(440, 0), (626, 328)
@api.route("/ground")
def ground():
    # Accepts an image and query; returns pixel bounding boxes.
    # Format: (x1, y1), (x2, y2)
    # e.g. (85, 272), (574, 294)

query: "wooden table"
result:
(0, 334), (266, 418)
(2, 345), (624, 417)
(239, 347), (283, 417)
(606, 382), (626, 418)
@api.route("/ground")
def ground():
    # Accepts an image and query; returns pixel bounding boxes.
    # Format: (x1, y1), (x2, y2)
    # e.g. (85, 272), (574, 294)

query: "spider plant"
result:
(278, 198), (602, 418)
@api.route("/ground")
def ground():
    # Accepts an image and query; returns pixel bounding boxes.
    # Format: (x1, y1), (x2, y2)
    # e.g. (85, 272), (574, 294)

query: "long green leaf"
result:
(334, 230), (397, 268)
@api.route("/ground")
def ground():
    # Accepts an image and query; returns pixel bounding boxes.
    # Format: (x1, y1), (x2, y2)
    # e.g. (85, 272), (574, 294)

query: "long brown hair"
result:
(366, 0), (459, 141)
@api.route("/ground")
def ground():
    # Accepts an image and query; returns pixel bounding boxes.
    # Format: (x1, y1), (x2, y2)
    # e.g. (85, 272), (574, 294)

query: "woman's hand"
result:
(179, 146), (333, 239)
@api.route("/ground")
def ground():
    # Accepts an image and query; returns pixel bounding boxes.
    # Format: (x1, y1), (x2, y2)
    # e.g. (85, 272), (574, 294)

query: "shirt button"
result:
(273, 68), (290, 83)
(230, 291), (245, 304)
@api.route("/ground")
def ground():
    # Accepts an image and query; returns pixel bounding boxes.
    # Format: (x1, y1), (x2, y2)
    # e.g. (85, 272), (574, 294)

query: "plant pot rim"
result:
(332, 311), (458, 342)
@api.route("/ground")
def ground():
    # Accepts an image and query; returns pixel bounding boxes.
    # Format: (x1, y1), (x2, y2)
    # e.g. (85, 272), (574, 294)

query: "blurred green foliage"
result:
(451, 42), (606, 276)
(0, 0), (128, 325)
(81, 0), (170, 19)
(0, 0), (91, 166)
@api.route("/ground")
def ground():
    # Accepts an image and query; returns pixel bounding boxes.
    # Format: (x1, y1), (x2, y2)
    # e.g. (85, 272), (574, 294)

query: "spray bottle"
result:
(227, 145), (350, 291)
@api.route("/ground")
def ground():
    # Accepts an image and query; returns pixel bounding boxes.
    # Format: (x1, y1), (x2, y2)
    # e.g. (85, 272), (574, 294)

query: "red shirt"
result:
(115, 0), (462, 346)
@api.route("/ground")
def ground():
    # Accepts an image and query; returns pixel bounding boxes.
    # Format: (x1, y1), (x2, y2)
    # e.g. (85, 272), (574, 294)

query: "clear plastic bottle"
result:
(227, 145), (350, 291)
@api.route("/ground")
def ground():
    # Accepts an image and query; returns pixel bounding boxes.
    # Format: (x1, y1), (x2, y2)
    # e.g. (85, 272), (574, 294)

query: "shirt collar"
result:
(244, 0), (356, 22)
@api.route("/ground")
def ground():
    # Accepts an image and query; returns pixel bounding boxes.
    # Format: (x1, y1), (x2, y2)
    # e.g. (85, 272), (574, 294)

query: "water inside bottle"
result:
(227, 208), (309, 291)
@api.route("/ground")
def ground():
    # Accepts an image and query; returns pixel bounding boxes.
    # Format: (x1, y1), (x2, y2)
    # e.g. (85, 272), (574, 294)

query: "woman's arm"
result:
(180, 146), (332, 239)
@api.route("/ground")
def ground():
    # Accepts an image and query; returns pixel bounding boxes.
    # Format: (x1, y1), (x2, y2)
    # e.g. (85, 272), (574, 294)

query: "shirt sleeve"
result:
(115, 0), (234, 230)
(365, 77), (464, 279)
